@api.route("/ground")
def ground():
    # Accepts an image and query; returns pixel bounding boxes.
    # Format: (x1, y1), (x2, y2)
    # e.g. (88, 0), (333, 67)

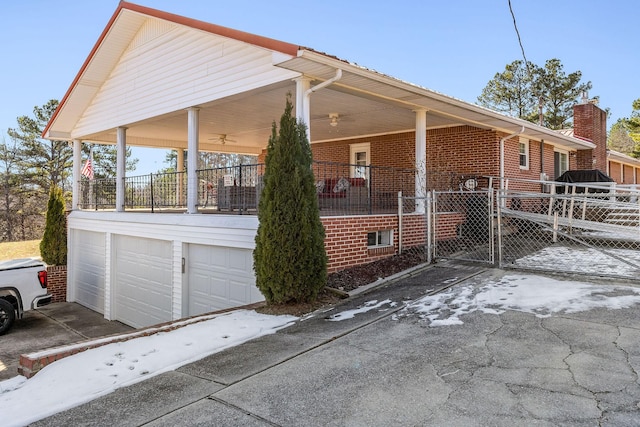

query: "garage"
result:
(71, 230), (106, 314)
(187, 244), (262, 317)
(114, 236), (173, 328)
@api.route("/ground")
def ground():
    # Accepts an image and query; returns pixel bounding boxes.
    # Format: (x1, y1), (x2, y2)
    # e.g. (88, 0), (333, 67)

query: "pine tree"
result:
(40, 186), (67, 265)
(253, 95), (327, 304)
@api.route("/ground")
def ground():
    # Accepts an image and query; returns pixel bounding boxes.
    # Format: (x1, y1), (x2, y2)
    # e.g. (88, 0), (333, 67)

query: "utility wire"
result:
(509, 0), (543, 125)
(508, 0), (531, 75)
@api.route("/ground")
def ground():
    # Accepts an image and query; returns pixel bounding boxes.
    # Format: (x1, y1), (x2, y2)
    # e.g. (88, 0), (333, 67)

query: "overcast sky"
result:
(1, 0), (636, 174)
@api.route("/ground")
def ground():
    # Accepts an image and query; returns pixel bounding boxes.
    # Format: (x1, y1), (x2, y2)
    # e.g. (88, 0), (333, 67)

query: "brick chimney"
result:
(573, 94), (607, 172)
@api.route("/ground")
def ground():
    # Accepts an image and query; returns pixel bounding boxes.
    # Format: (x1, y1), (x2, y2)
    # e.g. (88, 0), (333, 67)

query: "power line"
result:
(508, 0), (532, 77)
(509, 0), (543, 125)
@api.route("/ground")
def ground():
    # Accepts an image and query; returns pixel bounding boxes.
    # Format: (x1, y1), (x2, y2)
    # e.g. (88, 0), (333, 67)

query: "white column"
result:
(414, 109), (427, 213)
(176, 149), (185, 207)
(116, 127), (127, 212)
(187, 107), (200, 214)
(295, 77), (312, 140)
(72, 139), (82, 210)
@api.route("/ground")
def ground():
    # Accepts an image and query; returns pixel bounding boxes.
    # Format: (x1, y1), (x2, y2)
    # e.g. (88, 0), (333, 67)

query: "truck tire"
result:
(0, 298), (16, 335)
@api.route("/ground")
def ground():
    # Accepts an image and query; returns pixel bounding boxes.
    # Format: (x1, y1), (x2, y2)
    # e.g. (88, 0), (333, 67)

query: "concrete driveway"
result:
(31, 264), (640, 426)
(0, 302), (132, 381)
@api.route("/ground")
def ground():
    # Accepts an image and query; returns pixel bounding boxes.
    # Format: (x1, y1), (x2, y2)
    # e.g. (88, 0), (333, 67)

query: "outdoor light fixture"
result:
(329, 113), (339, 127)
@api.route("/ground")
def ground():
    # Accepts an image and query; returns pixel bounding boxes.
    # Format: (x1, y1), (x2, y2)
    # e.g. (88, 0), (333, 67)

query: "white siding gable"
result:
(73, 18), (297, 138)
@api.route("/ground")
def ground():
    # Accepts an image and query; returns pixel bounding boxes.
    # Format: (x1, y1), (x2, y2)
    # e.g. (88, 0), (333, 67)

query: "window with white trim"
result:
(519, 137), (529, 170)
(367, 230), (392, 248)
(350, 143), (370, 179)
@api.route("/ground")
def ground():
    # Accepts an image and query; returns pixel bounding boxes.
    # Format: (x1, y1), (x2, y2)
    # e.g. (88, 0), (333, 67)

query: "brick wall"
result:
(543, 142), (556, 180)
(574, 102), (608, 172)
(46, 265), (67, 303)
(322, 215), (399, 273)
(400, 213), (428, 249)
(427, 126), (499, 176)
(435, 212), (466, 241)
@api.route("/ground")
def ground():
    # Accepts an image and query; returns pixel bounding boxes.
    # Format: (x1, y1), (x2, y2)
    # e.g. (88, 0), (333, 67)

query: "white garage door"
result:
(187, 244), (262, 317)
(114, 236), (172, 328)
(72, 230), (106, 314)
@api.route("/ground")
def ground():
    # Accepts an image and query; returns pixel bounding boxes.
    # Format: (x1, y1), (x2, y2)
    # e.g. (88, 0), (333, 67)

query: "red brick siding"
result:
(574, 103), (608, 172)
(46, 265), (67, 303)
(401, 213), (428, 249)
(576, 149), (594, 170)
(435, 212), (466, 240)
(543, 143), (556, 180)
(311, 140), (351, 164)
(427, 126), (499, 176)
(321, 215), (399, 273)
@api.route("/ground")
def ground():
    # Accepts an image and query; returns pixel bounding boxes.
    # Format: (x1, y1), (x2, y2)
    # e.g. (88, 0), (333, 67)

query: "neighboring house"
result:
(42, 2), (627, 328)
(608, 150), (640, 185)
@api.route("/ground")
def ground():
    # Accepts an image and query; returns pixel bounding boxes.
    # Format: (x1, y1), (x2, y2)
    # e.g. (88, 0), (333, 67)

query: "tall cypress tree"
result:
(254, 95), (327, 304)
(40, 186), (67, 265)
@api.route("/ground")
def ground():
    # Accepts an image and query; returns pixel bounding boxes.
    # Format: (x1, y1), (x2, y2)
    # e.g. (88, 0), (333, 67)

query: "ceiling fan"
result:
(313, 112), (355, 128)
(208, 134), (237, 144)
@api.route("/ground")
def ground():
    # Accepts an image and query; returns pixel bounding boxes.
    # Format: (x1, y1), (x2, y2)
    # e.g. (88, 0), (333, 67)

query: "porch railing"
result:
(77, 161), (438, 216)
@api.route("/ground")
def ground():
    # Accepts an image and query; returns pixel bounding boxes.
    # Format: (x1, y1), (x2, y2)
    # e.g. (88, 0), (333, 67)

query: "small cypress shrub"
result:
(254, 95), (327, 304)
(40, 186), (67, 265)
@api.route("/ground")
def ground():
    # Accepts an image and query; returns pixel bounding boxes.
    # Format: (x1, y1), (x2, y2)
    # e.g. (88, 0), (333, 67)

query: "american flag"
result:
(81, 151), (94, 180)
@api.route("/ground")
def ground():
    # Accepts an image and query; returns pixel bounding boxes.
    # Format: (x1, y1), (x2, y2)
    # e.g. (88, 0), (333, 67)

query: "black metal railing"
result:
(78, 161), (430, 216)
(78, 178), (117, 210)
(123, 171), (187, 211)
(197, 164), (266, 213)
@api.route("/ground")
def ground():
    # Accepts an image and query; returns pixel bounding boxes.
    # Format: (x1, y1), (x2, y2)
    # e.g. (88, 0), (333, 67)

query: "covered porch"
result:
(43, 3), (598, 328)
(77, 160), (424, 216)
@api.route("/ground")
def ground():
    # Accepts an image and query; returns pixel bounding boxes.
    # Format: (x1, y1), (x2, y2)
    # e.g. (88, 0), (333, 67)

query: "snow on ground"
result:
(514, 245), (640, 278)
(401, 273), (640, 326)
(4, 269), (640, 427)
(0, 310), (296, 427)
(327, 299), (396, 321)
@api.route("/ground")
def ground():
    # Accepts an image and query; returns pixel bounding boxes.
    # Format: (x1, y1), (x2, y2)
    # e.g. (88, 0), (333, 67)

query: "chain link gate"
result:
(496, 183), (640, 281)
(399, 190), (494, 265)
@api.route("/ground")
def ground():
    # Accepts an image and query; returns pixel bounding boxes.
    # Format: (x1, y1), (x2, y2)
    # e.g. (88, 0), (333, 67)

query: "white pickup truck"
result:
(0, 258), (52, 335)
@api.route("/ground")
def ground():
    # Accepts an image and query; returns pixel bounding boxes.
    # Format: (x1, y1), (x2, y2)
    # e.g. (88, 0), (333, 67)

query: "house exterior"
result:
(608, 150), (640, 185)
(43, 2), (635, 328)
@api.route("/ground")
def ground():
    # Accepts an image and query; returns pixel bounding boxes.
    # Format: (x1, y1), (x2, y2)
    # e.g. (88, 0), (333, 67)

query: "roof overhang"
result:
(275, 49), (596, 150)
(608, 149), (640, 166)
(43, 2), (596, 156)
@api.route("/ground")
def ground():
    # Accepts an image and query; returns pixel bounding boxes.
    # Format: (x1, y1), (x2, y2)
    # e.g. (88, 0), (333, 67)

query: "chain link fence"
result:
(399, 189), (494, 265)
(400, 178), (640, 283)
(497, 180), (640, 281)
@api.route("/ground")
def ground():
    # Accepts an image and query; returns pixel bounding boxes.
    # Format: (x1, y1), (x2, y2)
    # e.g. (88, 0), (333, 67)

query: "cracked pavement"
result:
(34, 266), (640, 426)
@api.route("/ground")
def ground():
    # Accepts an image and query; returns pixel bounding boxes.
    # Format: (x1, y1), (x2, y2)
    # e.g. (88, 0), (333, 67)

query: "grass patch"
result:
(0, 240), (41, 261)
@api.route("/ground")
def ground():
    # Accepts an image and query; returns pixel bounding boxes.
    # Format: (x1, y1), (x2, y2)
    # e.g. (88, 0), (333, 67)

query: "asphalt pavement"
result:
(24, 263), (640, 426)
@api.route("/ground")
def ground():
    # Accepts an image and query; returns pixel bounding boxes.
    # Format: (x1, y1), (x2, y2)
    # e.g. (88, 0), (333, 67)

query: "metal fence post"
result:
(489, 189), (495, 265)
(496, 189), (503, 268)
(397, 191), (403, 255)
(427, 190), (434, 264)
(150, 173), (155, 213)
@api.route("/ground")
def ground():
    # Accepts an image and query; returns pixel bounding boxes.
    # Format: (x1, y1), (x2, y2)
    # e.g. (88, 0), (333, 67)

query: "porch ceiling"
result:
(77, 78), (461, 155)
